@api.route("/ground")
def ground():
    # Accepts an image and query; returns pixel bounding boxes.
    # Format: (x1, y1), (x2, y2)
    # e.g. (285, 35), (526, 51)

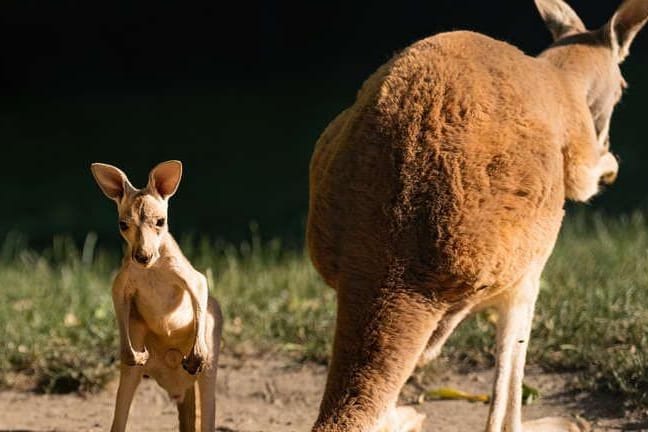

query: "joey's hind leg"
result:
(111, 365), (143, 432)
(312, 281), (443, 432)
(177, 385), (197, 432)
(111, 318), (147, 432)
(196, 297), (222, 432)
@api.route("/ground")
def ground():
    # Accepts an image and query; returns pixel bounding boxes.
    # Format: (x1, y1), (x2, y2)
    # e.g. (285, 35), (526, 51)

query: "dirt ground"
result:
(0, 354), (642, 432)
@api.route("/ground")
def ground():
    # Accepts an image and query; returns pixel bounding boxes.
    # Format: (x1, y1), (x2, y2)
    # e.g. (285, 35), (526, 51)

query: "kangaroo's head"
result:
(91, 161), (182, 268)
(535, 0), (648, 154)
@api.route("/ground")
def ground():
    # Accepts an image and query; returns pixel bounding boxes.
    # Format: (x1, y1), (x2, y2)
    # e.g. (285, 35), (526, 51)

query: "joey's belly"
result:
(143, 353), (196, 401)
(134, 290), (195, 338)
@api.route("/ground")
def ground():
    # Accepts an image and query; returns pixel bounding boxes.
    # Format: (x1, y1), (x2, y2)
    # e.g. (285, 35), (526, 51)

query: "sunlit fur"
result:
(118, 193), (169, 267)
(91, 161), (222, 432)
(307, 1), (648, 431)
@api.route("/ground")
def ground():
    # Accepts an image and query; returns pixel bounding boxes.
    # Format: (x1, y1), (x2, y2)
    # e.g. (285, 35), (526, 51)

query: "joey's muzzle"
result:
(132, 250), (154, 266)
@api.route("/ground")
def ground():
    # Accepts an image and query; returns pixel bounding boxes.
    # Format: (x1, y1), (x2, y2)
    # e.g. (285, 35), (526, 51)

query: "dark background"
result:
(1, 0), (647, 248)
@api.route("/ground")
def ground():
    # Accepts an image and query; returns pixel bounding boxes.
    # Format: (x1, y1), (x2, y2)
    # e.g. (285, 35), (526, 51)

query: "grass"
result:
(0, 228), (336, 393)
(1, 214), (648, 409)
(444, 212), (648, 408)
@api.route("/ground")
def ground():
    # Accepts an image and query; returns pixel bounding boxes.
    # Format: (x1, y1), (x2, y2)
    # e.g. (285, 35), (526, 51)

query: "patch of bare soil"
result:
(0, 354), (639, 431)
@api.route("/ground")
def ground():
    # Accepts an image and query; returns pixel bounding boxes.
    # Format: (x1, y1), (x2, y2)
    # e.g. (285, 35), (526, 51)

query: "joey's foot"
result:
(182, 351), (206, 375)
(523, 416), (590, 432)
(121, 348), (149, 366)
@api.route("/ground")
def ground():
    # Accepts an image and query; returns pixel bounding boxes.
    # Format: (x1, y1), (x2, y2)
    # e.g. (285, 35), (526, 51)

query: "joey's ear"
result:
(535, 0), (586, 41)
(148, 160), (182, 199)
(606, 0), (648, 62)
(91, 163), (133, 202)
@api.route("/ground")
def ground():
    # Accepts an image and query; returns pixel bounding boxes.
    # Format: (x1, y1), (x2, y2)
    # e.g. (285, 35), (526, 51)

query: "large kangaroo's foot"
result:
(312, 282), (444, 432)
(523, 416), (590, 432)
(376, 406), (425, 432)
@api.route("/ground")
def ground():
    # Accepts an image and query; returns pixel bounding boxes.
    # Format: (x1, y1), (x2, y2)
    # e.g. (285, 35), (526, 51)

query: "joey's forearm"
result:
(186, 276), (209, 351)
(113, 292), (147, 365)
(180, 275), (210, 374)
(113, 294), (133, 350)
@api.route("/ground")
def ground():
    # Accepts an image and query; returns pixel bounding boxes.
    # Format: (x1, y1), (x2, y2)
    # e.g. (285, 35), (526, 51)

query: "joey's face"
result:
(117, 193), (168, 268)
(91, 160), (183, 268)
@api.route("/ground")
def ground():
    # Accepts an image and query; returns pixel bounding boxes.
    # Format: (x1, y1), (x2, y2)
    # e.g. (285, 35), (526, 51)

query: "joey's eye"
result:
(119, 221), (128, 231)
(156, 218), (165, 227)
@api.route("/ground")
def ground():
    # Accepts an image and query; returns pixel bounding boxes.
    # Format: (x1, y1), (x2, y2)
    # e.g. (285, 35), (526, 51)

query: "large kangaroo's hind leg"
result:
(312, 279), (445, 432)
(417, 302), (472, 368)
(486, 270), (587, 432)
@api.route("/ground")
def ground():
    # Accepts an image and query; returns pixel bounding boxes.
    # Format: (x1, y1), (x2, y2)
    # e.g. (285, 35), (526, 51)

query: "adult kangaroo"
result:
(307, 0), (648, 431)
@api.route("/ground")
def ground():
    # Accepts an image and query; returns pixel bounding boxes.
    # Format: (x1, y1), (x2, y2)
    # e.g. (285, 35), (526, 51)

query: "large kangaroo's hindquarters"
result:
(307, 0), (648, 431)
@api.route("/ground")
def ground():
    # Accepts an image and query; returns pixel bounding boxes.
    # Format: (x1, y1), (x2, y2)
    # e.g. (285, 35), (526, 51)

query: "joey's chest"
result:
(131, 271), (182, 307)
(124, 269), (194, 336)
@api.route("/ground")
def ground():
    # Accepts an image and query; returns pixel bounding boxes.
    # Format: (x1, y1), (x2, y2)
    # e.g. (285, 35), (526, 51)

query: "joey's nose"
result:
(133, 252), (151, 265)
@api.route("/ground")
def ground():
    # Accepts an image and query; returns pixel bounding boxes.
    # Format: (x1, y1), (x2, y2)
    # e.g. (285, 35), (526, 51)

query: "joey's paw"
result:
(122, 348), (149, 366)
(182, 352), (206, 375)
(598, 152), (618, 186)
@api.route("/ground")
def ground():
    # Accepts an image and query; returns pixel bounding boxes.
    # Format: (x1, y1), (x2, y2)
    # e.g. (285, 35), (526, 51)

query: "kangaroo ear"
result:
(91, 163), (133, 202)
(535, 0), (586, 41)
(148, 160), (182, 199)
(606, 0), (648, 62)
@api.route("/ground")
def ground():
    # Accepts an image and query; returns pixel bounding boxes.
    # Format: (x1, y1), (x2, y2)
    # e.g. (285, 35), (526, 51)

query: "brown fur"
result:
(307, 1), (648, 431)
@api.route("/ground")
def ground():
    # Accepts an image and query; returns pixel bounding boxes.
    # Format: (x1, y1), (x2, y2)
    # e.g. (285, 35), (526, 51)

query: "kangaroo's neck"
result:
(538, 34), (612, 102)
(158, 232), (182, 258)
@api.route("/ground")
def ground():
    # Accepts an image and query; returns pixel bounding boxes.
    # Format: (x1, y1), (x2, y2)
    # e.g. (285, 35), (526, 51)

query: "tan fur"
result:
(91, 161), (222, 432)
(307, 1), (648, 431)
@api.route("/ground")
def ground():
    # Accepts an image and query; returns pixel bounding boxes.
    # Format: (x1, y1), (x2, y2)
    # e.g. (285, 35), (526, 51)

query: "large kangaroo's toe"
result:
(377, 406), (425, 432)
(523, 416), (590, 432)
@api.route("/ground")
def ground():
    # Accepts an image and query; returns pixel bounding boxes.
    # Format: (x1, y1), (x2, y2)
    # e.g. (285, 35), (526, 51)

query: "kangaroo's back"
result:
(308, 31), (568, 297)
(309, 2), (647, 431)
